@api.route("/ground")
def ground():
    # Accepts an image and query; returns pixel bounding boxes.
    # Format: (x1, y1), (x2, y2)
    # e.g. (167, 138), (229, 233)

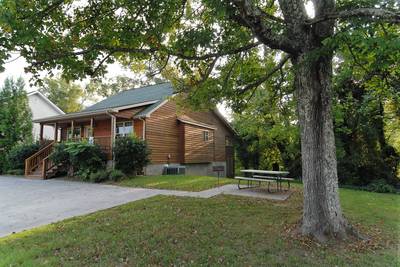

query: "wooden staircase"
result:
(25, 141), (64, 179)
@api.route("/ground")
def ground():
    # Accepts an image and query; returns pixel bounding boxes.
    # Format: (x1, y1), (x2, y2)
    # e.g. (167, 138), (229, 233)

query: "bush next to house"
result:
(50, 141), (107, 179)
(114, 136), (150, 175)
(65, 142), (107, 173)
(89, 169), (125, 183)
(5, 143), (41, 172)
(50, 142), (71, 166)
(89, 170), (110, 183)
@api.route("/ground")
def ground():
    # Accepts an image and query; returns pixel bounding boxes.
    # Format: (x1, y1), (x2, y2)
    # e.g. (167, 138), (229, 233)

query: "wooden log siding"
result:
(184, 110), (233, 162)
(145, 100), (234, 164)
(93, 119), (111, 137)
(145, 101), (181, 164)
(133, 119), (144, 139)
(182, 123), (215, 163)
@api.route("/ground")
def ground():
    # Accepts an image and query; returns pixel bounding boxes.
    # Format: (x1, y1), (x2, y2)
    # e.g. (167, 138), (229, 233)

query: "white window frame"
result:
(67, 127), (81, 140)
(203, 130), (209, 141)
(116, 121), (134, 137)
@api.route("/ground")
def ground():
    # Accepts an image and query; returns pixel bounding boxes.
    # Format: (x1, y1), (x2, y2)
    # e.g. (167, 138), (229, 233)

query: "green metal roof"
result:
(84, 82), (174, 112)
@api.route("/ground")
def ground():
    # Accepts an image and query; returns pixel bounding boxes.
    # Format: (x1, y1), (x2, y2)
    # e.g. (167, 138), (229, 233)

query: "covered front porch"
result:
(27, 109), (145, 178)
(37, 110), (145, 159)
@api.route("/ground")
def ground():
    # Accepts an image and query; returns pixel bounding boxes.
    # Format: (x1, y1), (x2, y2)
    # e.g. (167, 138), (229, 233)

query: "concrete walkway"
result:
(0, 175), (291, 238)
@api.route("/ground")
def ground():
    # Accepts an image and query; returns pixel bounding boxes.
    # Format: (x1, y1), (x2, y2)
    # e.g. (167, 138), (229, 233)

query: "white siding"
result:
(27, 93), (64, 141)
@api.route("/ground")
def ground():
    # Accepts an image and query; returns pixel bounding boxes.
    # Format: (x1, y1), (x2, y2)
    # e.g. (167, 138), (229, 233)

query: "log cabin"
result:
(28, 82), (235, 178)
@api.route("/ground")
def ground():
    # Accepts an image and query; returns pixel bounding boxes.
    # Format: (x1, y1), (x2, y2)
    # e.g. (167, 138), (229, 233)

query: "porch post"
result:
(110, 115), (116, 145)
(54, 123), (58, 142)
(110, 115), (116, 168)
(71, 120), (74, 140)
(90, 118), (94, 137)
(39, 123), (44, 142)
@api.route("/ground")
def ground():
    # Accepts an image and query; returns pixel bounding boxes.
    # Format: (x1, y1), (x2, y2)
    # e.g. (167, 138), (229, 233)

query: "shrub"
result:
(6, 169), (24, 175)
(114, 136), (150, 175)
(367, 179), (397, 193)
(108, 169), (125, 181)
(0, 153), (7, 174)
(6, 143), (40, 170)
(75, 169), (92, 181)
(50, 141), (107, 177)
(89, 170), (110, 183)
(50, 143), (70, 166)
(65, 142), (107, 173)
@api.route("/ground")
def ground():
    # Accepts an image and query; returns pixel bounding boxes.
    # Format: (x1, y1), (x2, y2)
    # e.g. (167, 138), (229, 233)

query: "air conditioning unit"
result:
(162, 164), (186, 175)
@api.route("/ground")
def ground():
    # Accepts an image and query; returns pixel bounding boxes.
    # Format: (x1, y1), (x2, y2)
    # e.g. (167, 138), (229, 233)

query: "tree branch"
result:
(29, 41), (262, 69)
(167, 42), (261, 60)
(306, 8), (400, 25)
(239, 54), (290, 93)
(231, 0), (298, 54)
(19, 0), (65, 20)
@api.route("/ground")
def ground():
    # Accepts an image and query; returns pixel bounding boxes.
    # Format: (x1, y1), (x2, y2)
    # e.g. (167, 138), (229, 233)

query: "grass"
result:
(0, 183), (399, 266)
(115, 174), (236, 191)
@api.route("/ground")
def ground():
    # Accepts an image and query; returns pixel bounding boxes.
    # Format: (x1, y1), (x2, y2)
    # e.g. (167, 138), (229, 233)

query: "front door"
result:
(225, 145), (234, 178)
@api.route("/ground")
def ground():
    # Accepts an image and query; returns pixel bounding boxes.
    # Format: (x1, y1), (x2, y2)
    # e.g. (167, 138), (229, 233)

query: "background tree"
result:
(1, 0), (399, 241)
(333, 19), (400, 185)
(39, 77), (86, 113)
(232, 59), (301, 177)
(0, 77), (32, 172)
(232, 19), (400, 187)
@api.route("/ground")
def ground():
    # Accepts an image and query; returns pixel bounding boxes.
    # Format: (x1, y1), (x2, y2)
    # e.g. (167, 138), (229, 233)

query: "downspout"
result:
(106, 111), (116, 169)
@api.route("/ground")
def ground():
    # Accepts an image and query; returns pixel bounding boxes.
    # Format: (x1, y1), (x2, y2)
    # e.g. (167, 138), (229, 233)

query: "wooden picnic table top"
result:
(240, 169), (289, 176)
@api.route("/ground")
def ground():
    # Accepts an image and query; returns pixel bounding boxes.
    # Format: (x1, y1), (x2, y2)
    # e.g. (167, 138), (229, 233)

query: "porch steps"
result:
(26, 163), (64, 179)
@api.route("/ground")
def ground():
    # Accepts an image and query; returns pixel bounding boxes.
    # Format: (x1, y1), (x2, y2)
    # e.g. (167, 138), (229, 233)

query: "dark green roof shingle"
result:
(84, 82), (174, 112)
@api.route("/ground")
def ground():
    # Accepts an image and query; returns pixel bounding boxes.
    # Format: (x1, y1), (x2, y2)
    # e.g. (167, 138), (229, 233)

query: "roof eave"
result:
(213, 108), (237, 135)
(33, 108), (119, 123)
(28, 91), (65, 115)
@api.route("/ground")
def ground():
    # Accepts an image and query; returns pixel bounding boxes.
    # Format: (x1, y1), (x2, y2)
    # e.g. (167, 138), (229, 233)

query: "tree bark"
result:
(293, 52), (348, 241)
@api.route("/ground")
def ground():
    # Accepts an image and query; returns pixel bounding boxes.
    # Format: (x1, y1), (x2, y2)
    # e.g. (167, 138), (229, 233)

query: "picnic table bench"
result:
(235, 169), (294, 192)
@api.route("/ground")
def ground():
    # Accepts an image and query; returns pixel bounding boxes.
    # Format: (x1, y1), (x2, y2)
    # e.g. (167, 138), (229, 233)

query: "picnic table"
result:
(235, 169), (293, 192)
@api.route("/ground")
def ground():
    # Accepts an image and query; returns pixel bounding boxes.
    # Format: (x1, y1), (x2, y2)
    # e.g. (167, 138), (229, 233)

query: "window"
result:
(203, 131), (209, 141)
(67, 127), (81, 140)
(116, 121), (133, 137)
(225, 137), (233, 146)
(84, 126), (93, 138)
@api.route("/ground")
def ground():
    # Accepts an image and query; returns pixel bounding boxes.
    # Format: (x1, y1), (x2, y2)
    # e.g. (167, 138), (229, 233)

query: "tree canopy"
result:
(39, 77), (86, 113)
(0, 77), (32, 172)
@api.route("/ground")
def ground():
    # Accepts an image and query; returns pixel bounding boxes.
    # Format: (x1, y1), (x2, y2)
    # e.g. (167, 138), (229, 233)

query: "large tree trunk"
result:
(293, 52), (349, 241)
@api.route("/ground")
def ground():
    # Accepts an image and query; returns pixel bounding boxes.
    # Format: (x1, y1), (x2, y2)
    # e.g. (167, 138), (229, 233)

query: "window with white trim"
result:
(203, 130), (209, 141)
(116, 121), (133, 137)
(67, 127), (81, 140)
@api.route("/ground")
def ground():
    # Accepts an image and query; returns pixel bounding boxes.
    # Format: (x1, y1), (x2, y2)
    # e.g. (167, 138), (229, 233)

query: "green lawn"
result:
(1, 181), (399, 266)
(115, 175), (236, 191)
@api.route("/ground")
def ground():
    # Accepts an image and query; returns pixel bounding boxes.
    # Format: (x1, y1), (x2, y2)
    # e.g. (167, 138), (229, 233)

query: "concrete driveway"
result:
(0, 175), (290, 238)
(0, 175), (161, 238)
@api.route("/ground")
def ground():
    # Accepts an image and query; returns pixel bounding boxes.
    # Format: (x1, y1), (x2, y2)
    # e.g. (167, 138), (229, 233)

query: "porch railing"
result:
(25, 141), (55, 176)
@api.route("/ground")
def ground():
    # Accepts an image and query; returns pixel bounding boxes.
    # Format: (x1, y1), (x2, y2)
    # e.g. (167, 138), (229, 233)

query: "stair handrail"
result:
(42, 155), (54, 179)
(25, 141), (55, 176)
